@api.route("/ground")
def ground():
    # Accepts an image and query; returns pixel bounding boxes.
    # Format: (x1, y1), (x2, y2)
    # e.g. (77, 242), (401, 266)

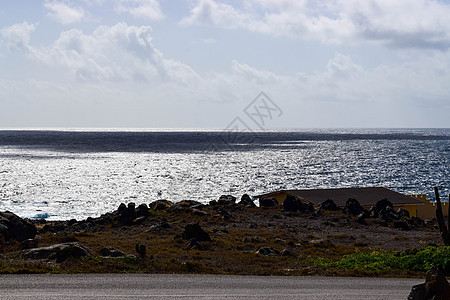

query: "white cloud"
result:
(44, 1), (86, 25)
(0, 22), (36, 52)
(26, 22), (198, 84)
(181, 0), (450, 49)
(115, 0), (165, 20)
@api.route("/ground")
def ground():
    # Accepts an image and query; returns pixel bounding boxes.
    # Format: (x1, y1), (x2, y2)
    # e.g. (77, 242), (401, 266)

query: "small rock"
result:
(135, 244), (146, 258)
(20, 238), (38, 250)
(280, 249), (297, 257)
(397, 208), (410, 219)
(99, 247), (125, 257)
(356, 210), (370, 225)
(369, 206), (378, 218)
(191, 209), (208, 216)
(393, 220), (410, 230)
(186, 238), (203, 250)
(256, 247), (279, 256)
(147, 221), (171, 231)
(211, 228), (229, 234)
(132, 216), (146, 226)
(150, 200), (173, 211)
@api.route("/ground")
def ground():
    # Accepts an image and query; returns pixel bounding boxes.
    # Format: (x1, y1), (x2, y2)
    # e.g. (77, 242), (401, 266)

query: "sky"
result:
(0, 0), (449, 129)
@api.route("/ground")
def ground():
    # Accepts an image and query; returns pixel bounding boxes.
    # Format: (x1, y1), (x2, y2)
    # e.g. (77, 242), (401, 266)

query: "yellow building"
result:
(407, 194), (448, 220)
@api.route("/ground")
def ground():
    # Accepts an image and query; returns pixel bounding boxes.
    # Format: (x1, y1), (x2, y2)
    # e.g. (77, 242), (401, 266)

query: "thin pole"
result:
(434, 187), (449, 246)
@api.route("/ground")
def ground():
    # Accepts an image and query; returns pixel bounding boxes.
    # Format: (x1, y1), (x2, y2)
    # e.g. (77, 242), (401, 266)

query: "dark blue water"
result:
(0, 128), (448, 153)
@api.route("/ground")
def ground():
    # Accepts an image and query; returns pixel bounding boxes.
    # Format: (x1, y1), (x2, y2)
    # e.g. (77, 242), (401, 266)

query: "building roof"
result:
(257, 187), (426, 207)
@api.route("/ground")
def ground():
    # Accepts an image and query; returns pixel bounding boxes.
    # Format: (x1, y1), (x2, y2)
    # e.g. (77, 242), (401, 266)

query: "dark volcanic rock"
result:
(397, 208), (410, 219)
(393, 220), (410, 230)
(280, 249), (297, 257)
(147, 220), (171, 231)
(408, 266), (450, 300)
(186, 238), (203, 250)
(319, 199), (339, 211)
(369, 206), (378, 218)
(170, 200), (201, 212)
(150, 200), (173, 210)
(136, 204), (150, 217)
(218, 195), (236, 206)
(191, 209), (208, 216)
(344, 198), (365, 216)
(0, 211), (37, 242)
(376, 198), (393, 213)
(182, 223), (211, 242)
(256, 247), (280, 256)
(20, 239), (38, 250)
(283, 195), (304, 212)
(19, 242), (92, 263)
(238, 194), (256, 207)
(380, 206), (400, 221)
(356, 210), (370, 225)
(117, 203), (136, 226)
(303, 202), (315, 213)
(260, 197), (278, 208)
(99, 247), (126, 257)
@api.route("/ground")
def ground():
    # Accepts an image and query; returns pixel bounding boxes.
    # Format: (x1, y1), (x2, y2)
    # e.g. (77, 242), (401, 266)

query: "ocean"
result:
(0, 128), (449, 220)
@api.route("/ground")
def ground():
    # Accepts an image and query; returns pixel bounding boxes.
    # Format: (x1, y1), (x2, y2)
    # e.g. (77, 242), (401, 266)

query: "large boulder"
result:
(319, 199), (339, 211)
(408, 266), (450, 300)
(218, 195), (236, 206)
(238, 194), (256, 207)
(0, 211), (37, 242)
(117, 203), (136, 226)
(345, 198), (365, 216)
(283, 195), (304, 212)
(376, 198), (393, 213)
(135, 204), (150, 218)
(181, 223), (211, 242)
(99, 247), (126, 257)
(18, 242), (92, 263)
(259, 197), (278, 208)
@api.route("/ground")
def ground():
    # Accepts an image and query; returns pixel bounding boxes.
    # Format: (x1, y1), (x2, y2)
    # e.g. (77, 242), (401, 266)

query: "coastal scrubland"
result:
(0, 197), (448, 277)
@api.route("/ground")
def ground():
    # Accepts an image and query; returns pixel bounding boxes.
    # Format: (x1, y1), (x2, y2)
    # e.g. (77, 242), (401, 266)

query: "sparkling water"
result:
(0, 128), (448, 220)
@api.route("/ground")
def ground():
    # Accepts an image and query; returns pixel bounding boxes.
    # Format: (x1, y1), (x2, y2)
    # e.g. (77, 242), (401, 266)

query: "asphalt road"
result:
(0, 274), (421, 299)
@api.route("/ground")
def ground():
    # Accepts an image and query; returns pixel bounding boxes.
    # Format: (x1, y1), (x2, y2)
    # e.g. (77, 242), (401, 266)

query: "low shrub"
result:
(310, 246), (450, 274)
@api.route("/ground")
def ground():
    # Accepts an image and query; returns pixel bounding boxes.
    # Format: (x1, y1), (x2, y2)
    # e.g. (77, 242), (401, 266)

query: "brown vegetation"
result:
(0, 198), (443, 276)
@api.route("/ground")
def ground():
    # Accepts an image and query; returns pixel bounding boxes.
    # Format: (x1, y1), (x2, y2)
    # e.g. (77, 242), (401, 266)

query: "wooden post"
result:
(434, 187), (450, 246)
(448, 194), (450, 234)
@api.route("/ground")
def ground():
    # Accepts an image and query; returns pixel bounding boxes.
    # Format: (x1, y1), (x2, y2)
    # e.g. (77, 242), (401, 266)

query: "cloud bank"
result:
(181, 0), (450, 49)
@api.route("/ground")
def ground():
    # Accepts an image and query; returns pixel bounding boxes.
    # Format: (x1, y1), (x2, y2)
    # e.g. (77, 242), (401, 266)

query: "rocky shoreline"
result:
(0, 194), (445, 276)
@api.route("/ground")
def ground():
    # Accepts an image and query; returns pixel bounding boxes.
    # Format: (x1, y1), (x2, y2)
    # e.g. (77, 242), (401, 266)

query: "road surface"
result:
(0, 274), (420, 299)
